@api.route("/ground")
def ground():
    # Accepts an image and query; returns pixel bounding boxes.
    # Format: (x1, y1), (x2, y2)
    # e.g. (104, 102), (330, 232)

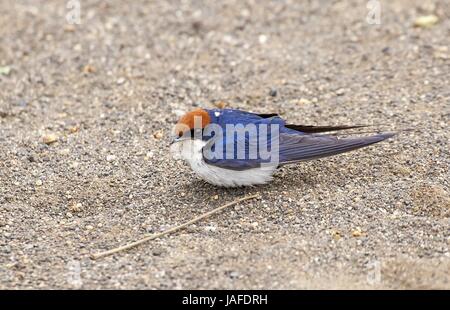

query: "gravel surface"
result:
(0, 0), (449, 289)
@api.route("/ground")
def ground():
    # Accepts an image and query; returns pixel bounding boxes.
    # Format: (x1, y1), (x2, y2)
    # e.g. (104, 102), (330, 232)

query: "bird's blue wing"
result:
(202, 109), (394, 169)
(202, 133), (264, 170)
(202, 109), (283, 170)
(206, 109), (284, 126)
(279, 132), (394, 164)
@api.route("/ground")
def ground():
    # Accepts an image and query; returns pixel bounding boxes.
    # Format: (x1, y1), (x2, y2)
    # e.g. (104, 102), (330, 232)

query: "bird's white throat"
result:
(170, 138), (206, 162)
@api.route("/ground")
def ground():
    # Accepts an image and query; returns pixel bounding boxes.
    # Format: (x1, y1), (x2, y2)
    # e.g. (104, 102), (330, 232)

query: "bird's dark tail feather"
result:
(279, 132), (395, 165)
(285, 124), (369, 133)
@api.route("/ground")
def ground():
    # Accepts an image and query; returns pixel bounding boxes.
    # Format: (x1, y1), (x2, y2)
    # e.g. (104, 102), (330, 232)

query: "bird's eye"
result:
(177, 130), (184, 138)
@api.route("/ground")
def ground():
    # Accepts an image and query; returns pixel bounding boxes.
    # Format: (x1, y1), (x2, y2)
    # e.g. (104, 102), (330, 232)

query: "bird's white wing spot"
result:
(214, 111), (220, 117)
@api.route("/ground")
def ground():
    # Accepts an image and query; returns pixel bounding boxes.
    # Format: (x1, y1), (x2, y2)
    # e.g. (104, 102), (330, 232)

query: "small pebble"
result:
(258, 34), (268, 44)
(64, 25), (76, 32)
(433, 46), (449, 59)
(269, 88), (278, 97)
(82, 65), (96, 74)
(153, 131), (163, 140)
(331, 230), (342, 240)
(152, 248), (164, 256)
(68, 203), (83, 213)
(59, 149), (70, 155)
(414, 15), (439, 28)
(215, 101), (227, 109)
(172, 109), (186, 117)
(35, 180), (43, 186)
(335, 88), (345, 96)
(42, 134), (58, 145)
(204, 225), (217, 232)
(298, 98), (311, 105)
(69, 125), (80, 133)
(352, 228), (363, 237)
(106, 154), (116, 162)
(0, 66), (11, 76)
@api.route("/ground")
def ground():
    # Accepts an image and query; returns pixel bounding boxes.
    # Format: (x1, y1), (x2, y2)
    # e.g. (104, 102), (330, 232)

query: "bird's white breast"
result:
(170, 139), (275, 187)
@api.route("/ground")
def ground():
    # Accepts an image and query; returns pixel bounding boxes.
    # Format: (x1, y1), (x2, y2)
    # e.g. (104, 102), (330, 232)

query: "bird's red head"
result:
(174, 108), (211, 138)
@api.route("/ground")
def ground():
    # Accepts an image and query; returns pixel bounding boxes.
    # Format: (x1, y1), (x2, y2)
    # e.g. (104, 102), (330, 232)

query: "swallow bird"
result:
(170, 108), (394, 187)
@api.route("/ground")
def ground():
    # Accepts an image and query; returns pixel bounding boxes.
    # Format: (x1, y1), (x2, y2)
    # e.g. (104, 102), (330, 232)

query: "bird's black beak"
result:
(170, 137), (189, 145)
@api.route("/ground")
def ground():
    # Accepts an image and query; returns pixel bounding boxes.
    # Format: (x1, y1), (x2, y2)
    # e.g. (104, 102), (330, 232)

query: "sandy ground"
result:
(0, 0), (449, 289)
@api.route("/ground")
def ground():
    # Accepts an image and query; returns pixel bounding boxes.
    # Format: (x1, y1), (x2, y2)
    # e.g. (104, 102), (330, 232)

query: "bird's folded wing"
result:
(279, 132), (394, 164)
(202, 129), (276, 171)
(203, 126), (394, 169)
(284, 124), (367, 133)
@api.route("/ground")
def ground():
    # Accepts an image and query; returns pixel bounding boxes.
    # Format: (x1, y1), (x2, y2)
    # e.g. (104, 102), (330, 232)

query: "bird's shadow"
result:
(179, 166), (324, 201)
(174, 154), (396, 213)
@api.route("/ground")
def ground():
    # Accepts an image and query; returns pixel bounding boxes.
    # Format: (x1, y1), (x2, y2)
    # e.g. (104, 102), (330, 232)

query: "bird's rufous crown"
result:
(174, 108), (211, 137)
